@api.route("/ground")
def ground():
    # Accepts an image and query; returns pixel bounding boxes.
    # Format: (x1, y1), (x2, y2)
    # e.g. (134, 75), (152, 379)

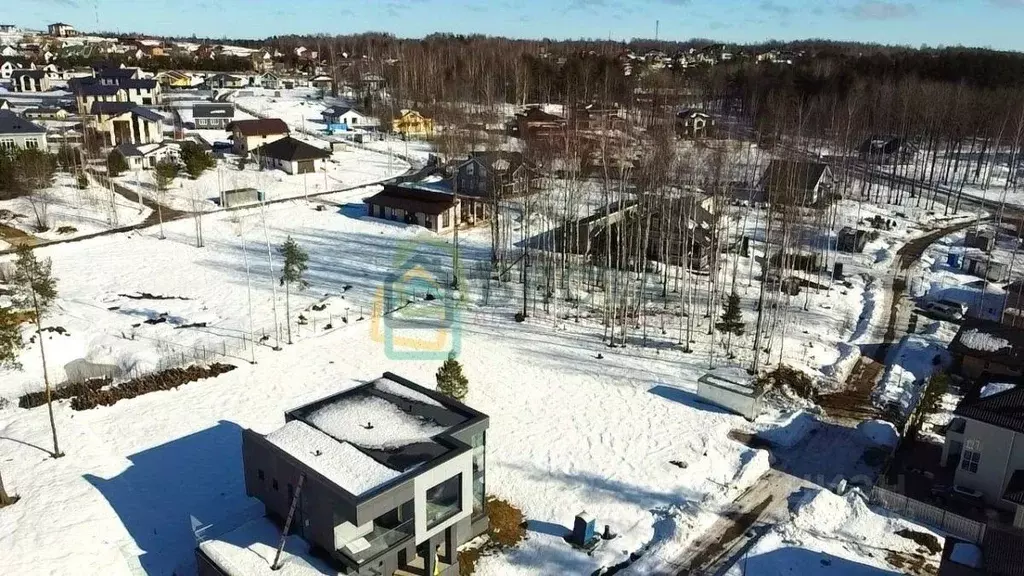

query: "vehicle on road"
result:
(919, 299), (967, 322)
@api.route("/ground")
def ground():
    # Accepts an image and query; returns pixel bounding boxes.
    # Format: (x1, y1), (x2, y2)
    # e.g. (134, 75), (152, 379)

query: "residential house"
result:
(73, 72), (161, 106)
(0, 45), (18, 58)
(258, 71), (281, 90)
(117, 78), (161, 106)
(47, 23), (76, 37)
(23, 107), (70, 120)
(192, 103), (235, 130)
(569, 104), (625, 132)
(112, 142), (180, 171)
(949, 319), (1024, 380)
(675, 109), (716, 139)
(310, 74), (333, 90)
(0, 25), (15, 34)
(0, 99), (9, 111)
(95, 66), (141, 84)
(0, 110), (48, 151)
(39, 63), (61, 80)
(250, 136), (331, 175)
(858, 136), (918, 165)
(156, 70), (192, 89)
(837, 227), (869, 253)
(89, 101), (164, 146)
(361, 72), (385, 91)
(0, 60), (17, 79)
(322, 106), (374, 130)
(365, 182), (488, 232)
(204, 73), (245, 90)
(455, 151), (534, 199)
(11, 69), (51, 92)
(938, 528), (1024, 576)
(227, 118), (289, 155)
(513, 107), (566, 138)
(391, 109), (434, 138)
(195, 373), (490, 576)
(759, 160), (834, 206)
(71, 82), (128, 114)
(942, 385), (1024, 525)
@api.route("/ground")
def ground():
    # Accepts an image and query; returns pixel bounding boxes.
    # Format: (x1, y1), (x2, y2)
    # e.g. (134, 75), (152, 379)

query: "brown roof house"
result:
(949, 318), (1024, 380)
(365, 181), (488, 233)
(228, 118), (289, 155)
(758, 159), (834, 206)
(454, 151), (537, 200)
(942, 384), (1024, 528)
(675, 109), (716, 139)
(512, 106), (566, 138)
(251, 136), (331, 175)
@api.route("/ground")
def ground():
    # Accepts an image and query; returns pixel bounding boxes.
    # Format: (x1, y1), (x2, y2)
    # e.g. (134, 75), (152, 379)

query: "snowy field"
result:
(725, 488), (944, 576)
(0, 195), (775, 574)
(0, 173), (152, 242)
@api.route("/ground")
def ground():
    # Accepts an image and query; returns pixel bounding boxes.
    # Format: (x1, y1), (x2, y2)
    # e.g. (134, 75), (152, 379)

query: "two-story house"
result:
(322, 106), (375, 130)
(72, 81), (128, 113)
(195, 373), (489, 576)
(228, 118), (289, 155)
(391, 109), (433, 138)
(675, 109), (716, 139)
(0, 110), (48, 151)
(48, 22), (76, 37)
(11, 69), (50, 92)
(454, 151), (533, 199)
(758, 159), (834, 206)
(943, 385), (1024, 528)
(89, 101), (164, 146)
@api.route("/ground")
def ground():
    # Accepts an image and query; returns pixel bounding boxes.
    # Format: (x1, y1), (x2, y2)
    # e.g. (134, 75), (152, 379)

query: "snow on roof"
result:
(305, 394), (446, 450)
(265, 420), (401, 497)
(199, 517), (338, 576)
(981, 382), (1016, 398)
(949, 542), (983, 568)
(372, 377), (442, 407)
(960, 328), (1011, 352)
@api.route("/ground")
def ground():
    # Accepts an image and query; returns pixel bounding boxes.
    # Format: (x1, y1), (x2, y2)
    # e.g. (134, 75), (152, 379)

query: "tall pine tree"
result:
(718, 291), (745, 336)
(435, 352), (469, 401)
(279, 236), (309, 345)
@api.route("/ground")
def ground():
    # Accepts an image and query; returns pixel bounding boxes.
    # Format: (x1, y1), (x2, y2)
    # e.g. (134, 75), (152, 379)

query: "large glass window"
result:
(472, 432), (486, 516)
(425, 474), (461, 529)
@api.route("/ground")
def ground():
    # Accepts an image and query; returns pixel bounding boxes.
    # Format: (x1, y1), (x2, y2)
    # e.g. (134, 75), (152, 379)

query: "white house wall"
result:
(412, 451), (472, 545)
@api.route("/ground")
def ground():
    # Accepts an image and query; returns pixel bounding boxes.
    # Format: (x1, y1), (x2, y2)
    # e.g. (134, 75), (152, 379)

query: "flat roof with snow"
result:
(264, 372), (484, 500)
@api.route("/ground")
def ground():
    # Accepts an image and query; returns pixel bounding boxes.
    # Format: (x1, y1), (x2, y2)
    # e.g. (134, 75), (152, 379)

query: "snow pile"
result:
(872, 323), (958, 422)
(265, 420), (402, 496)
(960, 328), (1011, 352)
(857, 420), (899, 449)
(980, 382), (1016, 398)
(200, 517), (334, 576)
(726, 488), (945, 576)
(305, 395), (446, 449)
(372, 377), (443, 407)
(756, 411), (819, 449)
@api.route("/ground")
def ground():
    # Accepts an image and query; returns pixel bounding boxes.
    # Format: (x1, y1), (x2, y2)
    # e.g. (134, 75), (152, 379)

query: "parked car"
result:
(920, 299), (967, 322)
(929, 484), (985, 510)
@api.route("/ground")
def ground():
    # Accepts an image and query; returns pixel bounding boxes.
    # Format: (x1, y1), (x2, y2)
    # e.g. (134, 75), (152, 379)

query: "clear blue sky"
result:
(9, 0), (1024, 51)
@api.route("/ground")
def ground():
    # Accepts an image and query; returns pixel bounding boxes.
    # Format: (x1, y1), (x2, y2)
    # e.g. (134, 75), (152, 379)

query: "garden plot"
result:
(0, 173), (151, 241)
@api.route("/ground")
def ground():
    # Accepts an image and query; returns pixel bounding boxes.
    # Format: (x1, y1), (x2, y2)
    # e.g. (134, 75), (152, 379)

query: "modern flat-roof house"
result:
(89, 101), (164, 146)
(251, 136), (331, 175)
(0, 110), (48, 151)
(195, 373), (489, 576)
(950, 319), (1024, 380)
(11, 69), (51, 92)
(193, 103), (235, 130)
(942, 385), (1024, 527)
(229, 118), (290, 155)
(759, 159), (834, 206)
(48, 22), (76, 37)
(365, 182), (487, 233)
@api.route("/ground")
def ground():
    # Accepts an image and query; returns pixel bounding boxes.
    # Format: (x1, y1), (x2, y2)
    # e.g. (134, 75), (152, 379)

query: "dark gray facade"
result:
(200, 372), (489, 576)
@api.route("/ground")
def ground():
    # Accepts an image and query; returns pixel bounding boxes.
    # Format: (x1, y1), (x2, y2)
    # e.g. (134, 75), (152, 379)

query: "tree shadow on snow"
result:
(84, 420), (256, 575)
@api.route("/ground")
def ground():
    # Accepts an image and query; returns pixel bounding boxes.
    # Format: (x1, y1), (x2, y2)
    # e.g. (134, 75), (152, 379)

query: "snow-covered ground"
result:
(725, 488), (944, 576)
(0, 173), (151, 241)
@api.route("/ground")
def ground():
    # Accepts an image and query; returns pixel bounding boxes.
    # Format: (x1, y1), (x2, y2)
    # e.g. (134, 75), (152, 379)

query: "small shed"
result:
(221, 188), (262, 207)
(965, 229), (996, 252)
(963, 250), (1009, 283)
(837, 227), (869, 253)
(696, 367), (764, 421)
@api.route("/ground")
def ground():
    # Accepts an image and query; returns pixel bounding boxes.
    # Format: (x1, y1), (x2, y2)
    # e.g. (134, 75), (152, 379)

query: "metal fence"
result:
(870, 485), (987, 544)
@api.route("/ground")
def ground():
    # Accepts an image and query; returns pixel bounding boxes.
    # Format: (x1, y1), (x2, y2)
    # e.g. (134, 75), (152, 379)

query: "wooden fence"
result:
(870, 485), (987, 544)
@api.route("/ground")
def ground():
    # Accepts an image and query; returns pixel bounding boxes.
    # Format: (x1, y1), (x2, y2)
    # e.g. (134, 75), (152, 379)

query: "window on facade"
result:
(0, 138), (15, 150)
(351, 118), (358, 125)
(961, 440), (982, 474)
(257, 469), (265, 481)
(425, 474), (461, 529)
(272, 479), (279, 491)
(442, 210), (450, 229)
(24, 139), (38, 150)
(472, 432), (486, 516)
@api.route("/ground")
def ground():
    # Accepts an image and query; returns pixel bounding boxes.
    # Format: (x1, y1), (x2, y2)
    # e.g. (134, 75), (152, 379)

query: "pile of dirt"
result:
(896, 528), (942, 555)
(19, 377), (111, 409)
(71, 363), (235, 410)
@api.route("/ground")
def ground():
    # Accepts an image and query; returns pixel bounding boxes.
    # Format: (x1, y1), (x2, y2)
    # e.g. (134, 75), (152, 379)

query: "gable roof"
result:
(518, 107), (563, 123)
(949, 318), (1024, 365)
(464, 151), (527, 174)
(955, 386), (1024, 434)
(192, 103), (234, 119)
(0, 99), (9, 109)
(251, 136), (330, 162)
(677, 108), (711, 119)
(206, 73), (242, 83)
(12, 69), (46, 79)
(114, 142), (143, 157)
(89, 101), (163, 122)
(365, 182), (456, 216)
(96, 67), (139, 79)
(228, 118), (289, 137)
(761, 160), (830, 195)
(323, 105), (356, 117)
(0, 110), (46, 135)
(73, 82), (124, 97)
